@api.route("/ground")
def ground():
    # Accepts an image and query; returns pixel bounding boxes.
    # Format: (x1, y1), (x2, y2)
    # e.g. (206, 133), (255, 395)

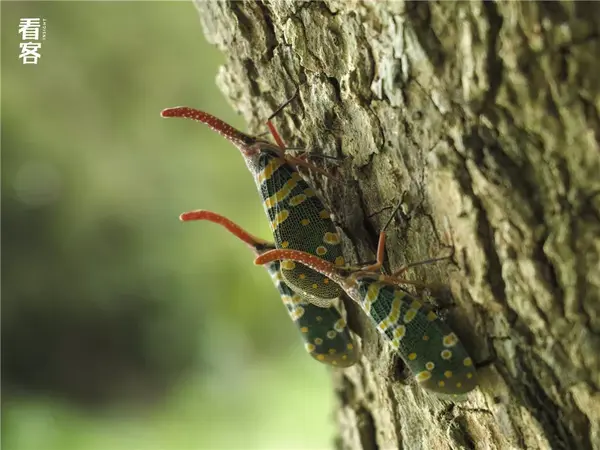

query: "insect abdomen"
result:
(267, 261), (358, 367)
(356, 279), (477, 395)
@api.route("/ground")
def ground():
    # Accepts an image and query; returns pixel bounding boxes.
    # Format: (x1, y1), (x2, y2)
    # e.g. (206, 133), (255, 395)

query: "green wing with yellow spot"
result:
(356, 278), (477, 395)
(253, 150), (345, 305)
(265, 259), (358, 367)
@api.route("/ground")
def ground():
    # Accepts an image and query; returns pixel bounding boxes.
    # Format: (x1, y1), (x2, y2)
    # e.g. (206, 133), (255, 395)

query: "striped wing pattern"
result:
(253, 150), (345, 304)
(355, 278), (477, 395)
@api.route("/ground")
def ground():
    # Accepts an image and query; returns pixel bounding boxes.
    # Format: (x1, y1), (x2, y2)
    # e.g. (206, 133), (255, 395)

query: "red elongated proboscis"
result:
(161, 107), (256, 152)
(161, 106), (334, 179)
(255, 249), (346, 286)
(180, 210), (270, 252)
(255, 247), (431, 289)
(180, 209), (360, 368)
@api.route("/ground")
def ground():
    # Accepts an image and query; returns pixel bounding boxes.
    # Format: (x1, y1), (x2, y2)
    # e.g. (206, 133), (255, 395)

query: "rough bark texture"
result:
(194, 1), (600, 449)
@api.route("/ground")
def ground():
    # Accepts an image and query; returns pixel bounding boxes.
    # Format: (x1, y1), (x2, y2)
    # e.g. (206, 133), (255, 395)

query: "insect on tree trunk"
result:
(193, 1), (600, 449)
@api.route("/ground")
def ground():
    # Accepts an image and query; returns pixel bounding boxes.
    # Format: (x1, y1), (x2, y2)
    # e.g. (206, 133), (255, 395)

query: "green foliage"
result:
(2, 3), (333, 449)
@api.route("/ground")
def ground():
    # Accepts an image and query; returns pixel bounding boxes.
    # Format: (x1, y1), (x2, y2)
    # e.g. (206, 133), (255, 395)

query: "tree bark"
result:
(194, 1), (600, 449)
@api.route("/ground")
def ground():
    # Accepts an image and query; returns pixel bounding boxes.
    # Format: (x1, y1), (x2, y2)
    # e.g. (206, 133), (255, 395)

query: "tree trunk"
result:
(194, 1), (600, 449)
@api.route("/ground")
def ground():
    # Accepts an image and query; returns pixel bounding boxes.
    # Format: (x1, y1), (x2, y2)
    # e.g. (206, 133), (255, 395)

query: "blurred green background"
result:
(2, 2), (334, 449)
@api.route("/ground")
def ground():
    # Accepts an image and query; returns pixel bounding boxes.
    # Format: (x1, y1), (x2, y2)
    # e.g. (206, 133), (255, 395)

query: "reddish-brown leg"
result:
(360, 232), (387, 272)
(265, 87), (338, 180)
(265, 85), (301, 149)
(359, 198), (406, 272)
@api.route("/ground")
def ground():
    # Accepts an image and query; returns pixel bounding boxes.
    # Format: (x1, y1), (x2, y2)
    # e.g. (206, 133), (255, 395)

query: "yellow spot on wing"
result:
(316, 246), (328, 256)
(304, 188), (316, 197)
(438, 381), (445, 387)
(281, 260), (296, 270)
(327, 330), (336, 339)
(264, 173), (300, 208)
(301, 218), (310, 226)
(272, 210), (290, 228)
(334, 319), (346, 332)
(291, 306), (305, 319)
(257, 158), (285, 184)
(391, 325), (406, 348)
(394, 325), (406, 339)
(305, 343), (315, 352)
(311, 283), (318, 289)
(416, 371), (432, 382)
(426, 311), (438, 322)
(394, 290), (408, 301)
(300, 327), (309, 333)
(426, 361), (435, 370)
(377, 297), (402, 332)
(364, 283), (382, 310)
(463, 357), (473, 367)
(281, 241), (289, 248)
(316, 354), (325, 361)
(410, 300), (422, 309)
(444, 370), (453, 378)
(289, 194), (307, 206)
(314, 338), (323, 345)
(441, 349), (452, 360)
(335, 256), (345, 266)
(403, 308), (418, 323)
(328, 349), (337, 355)
(347, 343), (354, 350)
(408, 353), (417, 360)
(323, 232), (341, 245)
(443, 333), (458, 347)
(319, 210), (330, 219)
